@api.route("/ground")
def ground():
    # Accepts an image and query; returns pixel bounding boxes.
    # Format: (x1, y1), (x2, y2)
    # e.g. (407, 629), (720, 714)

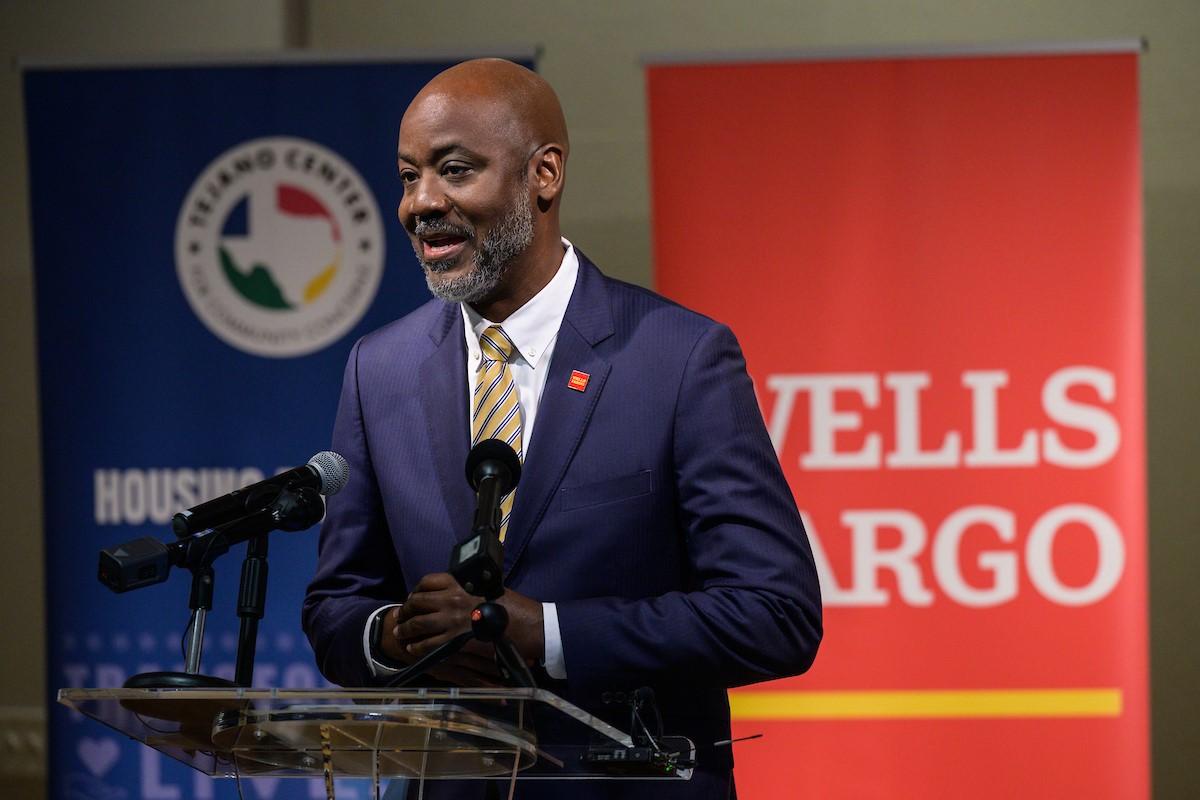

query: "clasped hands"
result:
(378, 572), (544, 687)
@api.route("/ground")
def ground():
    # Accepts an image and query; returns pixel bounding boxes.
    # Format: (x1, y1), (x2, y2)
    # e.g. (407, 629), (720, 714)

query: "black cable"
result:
(177, 530), (229, 662)
(179, 616), (191, 661)
(632, 707), (664, 755)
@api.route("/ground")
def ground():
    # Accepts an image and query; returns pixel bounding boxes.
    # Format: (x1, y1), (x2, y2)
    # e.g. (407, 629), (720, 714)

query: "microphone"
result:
(171, 451), (349, 537)
(451, 440), (521, 598)
(465, 438), (522, 534)
(100, 484), (328, 593)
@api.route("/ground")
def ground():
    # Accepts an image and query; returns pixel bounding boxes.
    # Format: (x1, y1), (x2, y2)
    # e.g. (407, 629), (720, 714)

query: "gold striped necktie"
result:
(473, 324), (523, 540)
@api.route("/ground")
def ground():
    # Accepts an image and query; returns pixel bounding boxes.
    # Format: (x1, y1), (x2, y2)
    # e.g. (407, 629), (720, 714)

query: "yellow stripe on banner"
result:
(729, 689), (1122, 720)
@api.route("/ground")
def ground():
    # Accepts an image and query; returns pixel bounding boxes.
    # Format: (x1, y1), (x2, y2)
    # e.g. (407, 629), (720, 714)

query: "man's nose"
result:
(402, 175), (450, 220)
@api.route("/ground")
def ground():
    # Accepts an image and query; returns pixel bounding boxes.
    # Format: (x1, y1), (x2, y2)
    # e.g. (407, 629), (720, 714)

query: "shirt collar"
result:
(462, 238), (579, 369)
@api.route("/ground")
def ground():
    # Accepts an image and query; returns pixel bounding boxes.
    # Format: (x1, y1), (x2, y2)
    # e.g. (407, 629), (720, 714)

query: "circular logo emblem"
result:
(175, 137), (385, 358)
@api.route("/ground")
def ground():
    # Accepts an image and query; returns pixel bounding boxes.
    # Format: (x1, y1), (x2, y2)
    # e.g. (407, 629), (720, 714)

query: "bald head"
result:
(406, 59), (569, 161)
(396, 59), (571, 320)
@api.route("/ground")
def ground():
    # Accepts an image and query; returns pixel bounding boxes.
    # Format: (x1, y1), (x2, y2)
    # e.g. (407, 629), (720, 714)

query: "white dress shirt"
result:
(364, 240), (578, 680)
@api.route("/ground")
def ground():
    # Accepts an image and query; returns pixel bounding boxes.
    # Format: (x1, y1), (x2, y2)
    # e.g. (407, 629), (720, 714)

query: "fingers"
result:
(378, 606), (412, 663)
(396, 573), (478, 649)
(380, 578), (509, 687)
(396, 613), (465, 648)
(408, 572), (458, 597)
(416, 572), (457, 589)
(391, 574), (545, 669)
(400, 588), (466, 618)
(397, 639), (503, 687)
(379, 636), (502, 687)
(399, 573), (475, 622)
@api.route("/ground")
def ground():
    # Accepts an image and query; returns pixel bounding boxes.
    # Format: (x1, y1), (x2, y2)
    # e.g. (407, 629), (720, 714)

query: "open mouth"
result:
(420, 234), (468, 261)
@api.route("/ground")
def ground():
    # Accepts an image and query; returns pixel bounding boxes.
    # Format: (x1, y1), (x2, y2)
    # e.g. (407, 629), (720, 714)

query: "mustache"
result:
(413, 217), (474, 241)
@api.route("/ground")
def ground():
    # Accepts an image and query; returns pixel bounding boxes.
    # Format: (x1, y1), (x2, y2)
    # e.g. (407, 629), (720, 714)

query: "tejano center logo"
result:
(176, 137), (384, 357)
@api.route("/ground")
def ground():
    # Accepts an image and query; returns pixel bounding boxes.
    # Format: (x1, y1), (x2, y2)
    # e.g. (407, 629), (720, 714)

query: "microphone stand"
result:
(387, 441), (535, 689)
(125, 534), (236, 690)
(122, 487), (324, 690)
(183, 563), (215, 676)
(228, 485), (322, 687)
(234, 532), (269, 687)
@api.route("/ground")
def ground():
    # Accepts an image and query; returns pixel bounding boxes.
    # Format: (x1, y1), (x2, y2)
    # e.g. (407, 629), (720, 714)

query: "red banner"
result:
(647, 51), (1145, 799)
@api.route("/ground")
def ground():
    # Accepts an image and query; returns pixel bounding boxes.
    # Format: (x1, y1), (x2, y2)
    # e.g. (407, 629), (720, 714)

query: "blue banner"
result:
(25, 55), (530, 800)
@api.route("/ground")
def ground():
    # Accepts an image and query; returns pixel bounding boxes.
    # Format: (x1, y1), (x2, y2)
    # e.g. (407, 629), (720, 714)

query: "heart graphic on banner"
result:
(78, 736), (120, 777)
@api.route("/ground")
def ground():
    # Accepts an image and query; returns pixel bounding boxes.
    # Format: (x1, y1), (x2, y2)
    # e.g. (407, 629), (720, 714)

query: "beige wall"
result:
(2, 1), (1196, 797)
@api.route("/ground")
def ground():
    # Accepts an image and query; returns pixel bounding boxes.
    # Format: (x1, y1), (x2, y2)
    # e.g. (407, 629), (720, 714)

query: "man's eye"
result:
(399, 170), (418, 184)
(443, 164), (471, 177)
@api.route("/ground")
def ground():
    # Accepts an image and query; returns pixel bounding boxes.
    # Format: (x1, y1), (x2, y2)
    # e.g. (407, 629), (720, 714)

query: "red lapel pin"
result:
(567, 370), (590, 392)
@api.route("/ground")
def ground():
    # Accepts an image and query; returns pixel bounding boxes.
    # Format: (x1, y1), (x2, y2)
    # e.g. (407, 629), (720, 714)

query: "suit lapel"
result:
(504, 255), (614, 577)
(419, 304), (475, 544)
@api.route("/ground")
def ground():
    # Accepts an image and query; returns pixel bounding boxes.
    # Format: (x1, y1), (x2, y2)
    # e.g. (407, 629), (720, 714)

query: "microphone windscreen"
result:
(308, 451), (349, 496)
(465, 439), (522, 491)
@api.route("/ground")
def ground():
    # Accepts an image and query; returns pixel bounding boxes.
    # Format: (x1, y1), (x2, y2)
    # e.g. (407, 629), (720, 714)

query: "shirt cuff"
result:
(363, 603), (403, 678)
(542, 602), (566, 679)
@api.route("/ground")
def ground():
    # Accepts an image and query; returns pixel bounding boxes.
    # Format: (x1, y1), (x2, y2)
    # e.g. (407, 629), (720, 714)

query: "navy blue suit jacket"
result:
(303, 253), (822, 796)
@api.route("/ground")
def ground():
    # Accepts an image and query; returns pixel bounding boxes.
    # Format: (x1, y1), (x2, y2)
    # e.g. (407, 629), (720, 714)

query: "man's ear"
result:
(531, 144), (565, 210)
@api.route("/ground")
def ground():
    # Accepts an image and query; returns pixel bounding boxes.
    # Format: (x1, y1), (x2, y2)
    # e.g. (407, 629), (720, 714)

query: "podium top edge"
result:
(59, 685), (635, 748)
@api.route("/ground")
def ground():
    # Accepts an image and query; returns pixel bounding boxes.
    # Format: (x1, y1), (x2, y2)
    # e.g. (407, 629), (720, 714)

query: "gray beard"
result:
(419, 185), (535, 305)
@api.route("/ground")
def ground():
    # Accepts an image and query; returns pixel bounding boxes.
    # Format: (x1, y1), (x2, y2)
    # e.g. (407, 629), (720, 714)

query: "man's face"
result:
(397, 93), (534, 304)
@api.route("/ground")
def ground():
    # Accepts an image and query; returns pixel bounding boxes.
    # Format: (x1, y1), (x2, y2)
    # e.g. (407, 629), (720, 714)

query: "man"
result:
(303, 59), (822, 799)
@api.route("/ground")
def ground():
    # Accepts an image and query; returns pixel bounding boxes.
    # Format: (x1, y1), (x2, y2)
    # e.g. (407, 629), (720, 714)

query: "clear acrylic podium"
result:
(59, 687), (693, 798)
